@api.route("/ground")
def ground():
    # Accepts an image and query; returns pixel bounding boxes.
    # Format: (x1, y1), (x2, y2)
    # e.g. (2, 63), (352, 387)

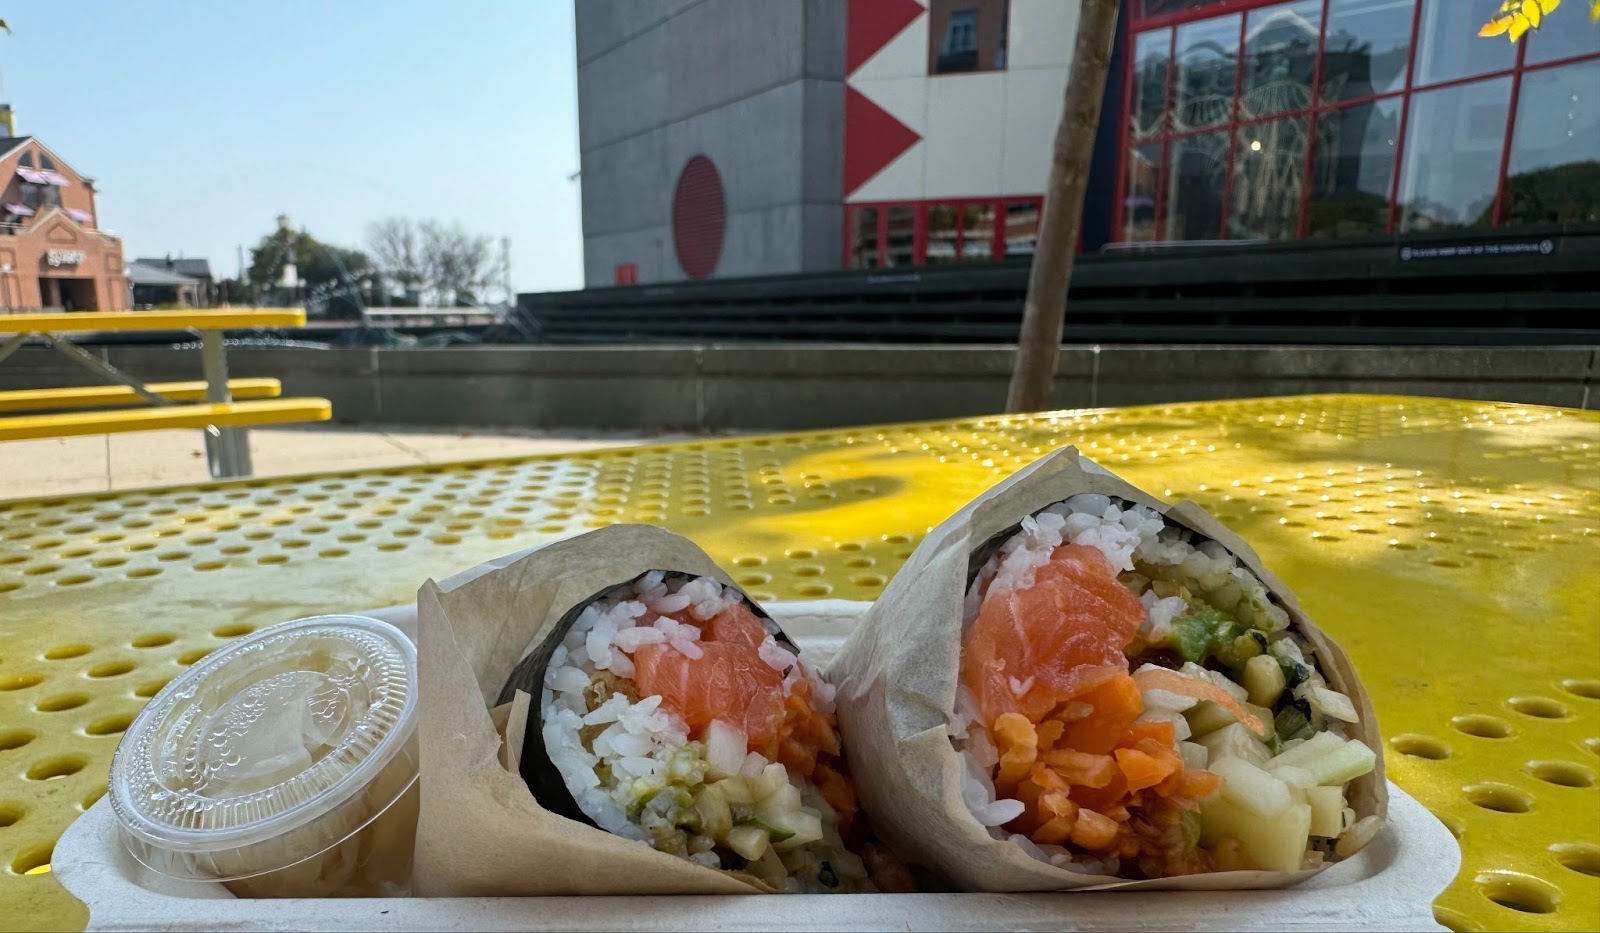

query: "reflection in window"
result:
(40, 184), (61, 208)
(851, 208), (880, 269)
(1321, 0), (1414, 102)
(1131, 29), (1172, 139)
(962, 203), (996, 260)
(1307, 97), (1401, 236)
(1414, 0), (1515, 87)
(1167, 132), (1229, 239)
(926, 205), (959, 263)
(38, 154), (56, 171)
(886, 206), (916, 266)
(17, 151), (33, 168)
(1174, 15), (1240, 131)
(1004, 202), (1039, 256)
(1241, 1), (1322, 119)
(1231, 116), (1310, 239)
(1126, 144), (1163, 242)
(1398, 77), (1511, 231)
(929, 0), (1009, 75)
(20, 183), (39, 210)
(1524, 10), (1600, 65)
(1503, 59), (1600, 225)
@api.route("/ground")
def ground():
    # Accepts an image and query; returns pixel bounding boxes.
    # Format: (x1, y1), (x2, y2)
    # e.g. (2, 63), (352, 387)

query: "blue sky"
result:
(2, 0), (582, 293)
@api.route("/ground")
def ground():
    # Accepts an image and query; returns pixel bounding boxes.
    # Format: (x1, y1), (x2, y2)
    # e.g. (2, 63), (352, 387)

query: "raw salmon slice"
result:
(633, 605), (787, 746)
(961, 544), (1147, 727)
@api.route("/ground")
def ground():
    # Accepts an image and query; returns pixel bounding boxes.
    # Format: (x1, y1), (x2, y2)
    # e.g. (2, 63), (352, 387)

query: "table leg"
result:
(0, 332), (28, 366)
(38, 334), (172, 406)
(200, 329), (253, 479)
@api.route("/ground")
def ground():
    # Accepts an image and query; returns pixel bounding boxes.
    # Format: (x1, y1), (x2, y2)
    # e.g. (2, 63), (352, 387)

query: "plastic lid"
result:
(109, 615), (418, 860)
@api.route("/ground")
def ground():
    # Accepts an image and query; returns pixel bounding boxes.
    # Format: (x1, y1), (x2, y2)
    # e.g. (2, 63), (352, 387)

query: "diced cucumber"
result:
(1306, 786), (1344, 838)
(734, 816), (795, 844)
(719, 775), (758, 807)
(1300, 685), (1360, 724)
(1273, 704), (1313, 743)
(725, 824), (771, 861)
(1186, 700), (1239, 738)
(1264, 730), (1344, 771)
(1299, 738), (1377, 786)
(695, 783), (733, 839)
(1202, 794), (1312, 873)
(1242, 701), (1276, 737)
(1179, 740), (1209, 771)
(1242, 654), (1287, 708)
(1211, 756), (1292, 818)
(705, 720), (747, 779)
(766, 808), (825, 851)
(1195, 722), (1271, 768)
(752, 763), (791, 803)
(1273, 765), (1316, 789)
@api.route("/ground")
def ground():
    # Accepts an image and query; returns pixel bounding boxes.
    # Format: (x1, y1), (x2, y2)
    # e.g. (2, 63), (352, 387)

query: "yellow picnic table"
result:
(0, 309), (326, 477)
(0, 394), (1594, 931)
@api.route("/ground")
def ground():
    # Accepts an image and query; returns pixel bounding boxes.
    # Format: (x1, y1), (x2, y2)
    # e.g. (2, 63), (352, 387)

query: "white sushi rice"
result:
(951, 494), (1318, 872)
(539, 571), (850, 881)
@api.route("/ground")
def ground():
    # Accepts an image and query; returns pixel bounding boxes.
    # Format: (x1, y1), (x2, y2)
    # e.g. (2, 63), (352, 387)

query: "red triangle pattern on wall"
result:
(846, 0), (924, 74)
(843, 86), (921, 197)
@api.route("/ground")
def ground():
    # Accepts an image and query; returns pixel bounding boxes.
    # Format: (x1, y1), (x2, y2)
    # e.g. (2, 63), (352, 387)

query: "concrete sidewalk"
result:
(0, 425), (704, 499)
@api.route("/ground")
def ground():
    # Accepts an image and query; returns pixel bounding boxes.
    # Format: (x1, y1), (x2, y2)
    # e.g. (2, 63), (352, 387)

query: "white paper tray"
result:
(56, 601), (1459, 932)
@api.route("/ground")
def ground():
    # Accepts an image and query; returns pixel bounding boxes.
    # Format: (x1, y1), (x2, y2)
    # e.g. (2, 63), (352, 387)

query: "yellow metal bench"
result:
(0, 309), (325, 477)
(0, 398), (330, 441)
(0, 378), (282, 412)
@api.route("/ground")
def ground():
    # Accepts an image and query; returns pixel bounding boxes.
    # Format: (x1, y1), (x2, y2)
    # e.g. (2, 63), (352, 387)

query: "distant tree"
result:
(1480, 0), (1600, 42)
(246, 217), (373, 319)
(419, 220), (501, 306)
(366, 217), (426, 305)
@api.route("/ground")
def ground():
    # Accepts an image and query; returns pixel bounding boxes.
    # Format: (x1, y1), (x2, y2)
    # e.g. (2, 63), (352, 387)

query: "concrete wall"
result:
(4, 345), (1595, 432)
(577, 0), (846, 286)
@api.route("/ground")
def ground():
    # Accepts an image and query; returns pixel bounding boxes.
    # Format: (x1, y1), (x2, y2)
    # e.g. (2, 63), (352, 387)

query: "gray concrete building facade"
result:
(576, 0), (846, 287)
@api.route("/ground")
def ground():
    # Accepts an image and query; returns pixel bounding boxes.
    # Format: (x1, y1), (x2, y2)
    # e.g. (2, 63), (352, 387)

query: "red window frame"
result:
(1111, 0), (1600, 244)
(843, 196), (1046, 268)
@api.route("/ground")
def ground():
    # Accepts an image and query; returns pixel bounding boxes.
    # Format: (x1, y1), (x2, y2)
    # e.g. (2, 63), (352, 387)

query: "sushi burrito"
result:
(412, 524), (910, 896)
(827, 446), (1388, 890)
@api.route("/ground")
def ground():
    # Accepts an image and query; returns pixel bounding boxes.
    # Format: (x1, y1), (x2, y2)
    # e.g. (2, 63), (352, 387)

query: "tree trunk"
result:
(1005, 0), (1122, 414)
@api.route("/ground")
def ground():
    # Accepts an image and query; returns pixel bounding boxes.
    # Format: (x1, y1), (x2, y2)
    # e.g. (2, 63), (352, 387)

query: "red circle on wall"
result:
(672, 155), (726, 280)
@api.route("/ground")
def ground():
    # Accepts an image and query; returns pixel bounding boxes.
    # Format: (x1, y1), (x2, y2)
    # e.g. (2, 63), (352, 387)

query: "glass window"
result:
(1321, 0), (1414, 103)
(926, 205), (959, 263)
(41, 185), (61, 208)
(38, 154), (55, 171)
(1004, 202), (1039, 256)
(1142, 0), (1233, 16)
(1241, 1), (1322, 120)
(1174, 15), (1240, 131)
(1503, 59), (1600, 225)
(929, 0), (1009, 75)
(1307, 97), (1402, 236)
(1125, 143), (1164, 242)
(961, 203), (996, 260)
(851, 207), (880, 269)
(1397, 77), (1511, 231)
(1524, 10), (1600, 65)
(20, 183), (38, 209)
(1131, 29), (1172, 140)
(1414, 0), (1516, 87)
(1166, 131), (1230, 239)
(885, 206), (916, 266)
(1231, 115), (1311, 239)
(17, 151), (33, 168)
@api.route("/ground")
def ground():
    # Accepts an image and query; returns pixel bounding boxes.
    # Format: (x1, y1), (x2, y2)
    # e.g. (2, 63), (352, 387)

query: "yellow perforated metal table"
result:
(1, 395), (1595, 932)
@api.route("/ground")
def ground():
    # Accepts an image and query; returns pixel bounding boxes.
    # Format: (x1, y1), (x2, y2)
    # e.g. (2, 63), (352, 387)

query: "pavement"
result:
(0, 425), (709, 500)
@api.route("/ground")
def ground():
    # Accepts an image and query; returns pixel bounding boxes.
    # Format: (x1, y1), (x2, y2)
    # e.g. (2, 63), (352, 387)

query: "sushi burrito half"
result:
(827, 447), (1387, 891)
(414, 524), (908, 896)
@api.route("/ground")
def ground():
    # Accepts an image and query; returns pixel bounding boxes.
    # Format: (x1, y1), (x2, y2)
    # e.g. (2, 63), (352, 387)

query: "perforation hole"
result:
(43, 644), (90, 660)
(1526, 760), (1594, 788)
(87, 661), (134, 678)
(131, 633), (174, 649)
(0, 673), (43, 691)
(26, 754), (87, 781)
(0, 729), (37, 751)
(1464, 783), (1533, 813)
(85, 714), (134, 736)
(1508, 696), (1568, 719)
(10, 842), (54, 876)
(1474, 871), (1559, 913)
(1390, 734), (1450, 760)
(1550, 842), (1600, 877)
(1452, 715), (1512, 738)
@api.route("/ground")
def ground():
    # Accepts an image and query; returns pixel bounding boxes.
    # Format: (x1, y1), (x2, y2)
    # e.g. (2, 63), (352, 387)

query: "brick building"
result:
(0, 136), (127, 311)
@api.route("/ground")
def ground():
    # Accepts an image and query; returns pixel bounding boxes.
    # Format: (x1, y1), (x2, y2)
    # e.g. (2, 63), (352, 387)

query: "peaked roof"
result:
(126, 261), (201, 286)
(135, 257), (213, 279)
(0, 136), (34, 162)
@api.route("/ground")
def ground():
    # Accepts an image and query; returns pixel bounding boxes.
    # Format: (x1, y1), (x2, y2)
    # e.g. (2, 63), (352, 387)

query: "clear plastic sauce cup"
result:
(109, 614), (419, 898)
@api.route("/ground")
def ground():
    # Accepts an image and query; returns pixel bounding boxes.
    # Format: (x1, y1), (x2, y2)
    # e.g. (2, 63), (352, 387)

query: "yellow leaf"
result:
(1526, 1), (1542, 26)
(1479, 14), (1513, 36)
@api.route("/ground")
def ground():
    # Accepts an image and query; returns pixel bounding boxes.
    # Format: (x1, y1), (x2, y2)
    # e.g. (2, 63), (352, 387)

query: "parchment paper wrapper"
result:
(412, 524), (772, 896)
(826, 447), (1387, 892)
